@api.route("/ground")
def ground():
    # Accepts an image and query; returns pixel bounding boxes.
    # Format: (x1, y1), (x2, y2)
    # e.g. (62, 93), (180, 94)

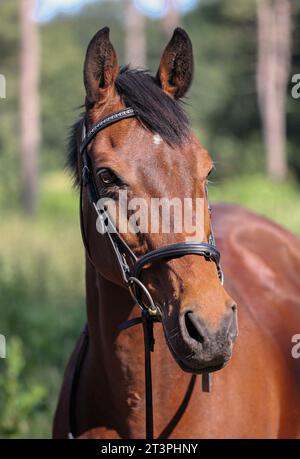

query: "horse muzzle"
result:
(164, 304), (238, 374)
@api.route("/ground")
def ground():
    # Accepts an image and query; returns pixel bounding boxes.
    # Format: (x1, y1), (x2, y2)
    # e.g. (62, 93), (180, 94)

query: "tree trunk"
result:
(124, 0), (146, 68)
(20, 0), (40, 213)
(162, 0), (181, 38)
(256, 0), (292, 181)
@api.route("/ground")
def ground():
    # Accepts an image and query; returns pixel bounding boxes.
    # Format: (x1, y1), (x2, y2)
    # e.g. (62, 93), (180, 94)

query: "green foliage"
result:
(209, 173), (300, 236)
(0, 1), (20, 207)
(0, 337), (46, 438)
(0, 174), (84, 371)
(40, 1), (126, 172)
(183, 0), (263, 178)
(0, 173), (84, 438)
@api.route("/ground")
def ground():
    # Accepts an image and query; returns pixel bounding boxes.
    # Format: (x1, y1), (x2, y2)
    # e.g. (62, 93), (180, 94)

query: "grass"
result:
(209, 173), (300, 236)
(0, 170), (299, 438)
(0, 171), (84, 438)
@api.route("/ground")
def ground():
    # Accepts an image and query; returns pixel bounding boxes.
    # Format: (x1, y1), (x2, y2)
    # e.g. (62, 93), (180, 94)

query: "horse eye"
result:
(97, 169), (116, 185)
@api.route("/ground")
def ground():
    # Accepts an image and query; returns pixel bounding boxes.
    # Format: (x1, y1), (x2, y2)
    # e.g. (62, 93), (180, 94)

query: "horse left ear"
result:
(156, 28), (194, 99)
(83, 27), (119, 105)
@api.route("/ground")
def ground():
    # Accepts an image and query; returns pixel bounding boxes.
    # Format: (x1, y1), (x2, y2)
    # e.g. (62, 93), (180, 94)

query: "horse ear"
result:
(83, 27), (119, 105)
(156, 28), (193, 99)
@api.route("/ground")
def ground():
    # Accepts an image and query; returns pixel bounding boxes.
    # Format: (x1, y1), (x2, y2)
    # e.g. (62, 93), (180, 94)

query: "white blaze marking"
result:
(153, 134), (162, 145)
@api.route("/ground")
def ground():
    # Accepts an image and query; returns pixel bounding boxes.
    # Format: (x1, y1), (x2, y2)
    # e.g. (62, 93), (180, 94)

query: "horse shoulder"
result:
(211, 204), (300, 437)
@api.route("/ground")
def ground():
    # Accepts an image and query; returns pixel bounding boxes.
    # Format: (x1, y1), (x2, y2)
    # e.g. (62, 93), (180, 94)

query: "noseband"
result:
(70, 107), (224, 439)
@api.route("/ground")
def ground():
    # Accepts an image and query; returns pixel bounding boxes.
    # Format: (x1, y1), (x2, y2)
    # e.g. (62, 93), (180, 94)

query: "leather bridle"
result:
(69, 107), (224, 439)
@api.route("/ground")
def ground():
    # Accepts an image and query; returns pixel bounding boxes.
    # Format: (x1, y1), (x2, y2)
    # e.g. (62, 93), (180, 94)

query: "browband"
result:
(80, 107), (136, 154)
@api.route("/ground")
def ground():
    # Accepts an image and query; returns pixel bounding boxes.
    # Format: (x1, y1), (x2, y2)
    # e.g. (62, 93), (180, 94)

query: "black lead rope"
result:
(142, 312), (155, 440)
(118, 311), (155, 440)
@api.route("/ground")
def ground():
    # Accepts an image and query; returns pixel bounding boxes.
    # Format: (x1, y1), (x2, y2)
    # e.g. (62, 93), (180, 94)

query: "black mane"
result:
(67, 67), (190, 187)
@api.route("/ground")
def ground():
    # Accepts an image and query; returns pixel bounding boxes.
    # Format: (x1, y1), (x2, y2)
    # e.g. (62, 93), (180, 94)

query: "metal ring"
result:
(128, 277), (158, 316)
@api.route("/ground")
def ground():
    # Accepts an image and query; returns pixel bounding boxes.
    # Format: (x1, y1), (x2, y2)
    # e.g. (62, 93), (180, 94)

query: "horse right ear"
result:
(156, 27), (193, 99)
(83, 27), (119, 105)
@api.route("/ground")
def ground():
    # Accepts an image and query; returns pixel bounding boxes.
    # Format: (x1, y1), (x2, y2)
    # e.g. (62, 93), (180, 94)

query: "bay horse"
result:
(53, 27), (300, 438)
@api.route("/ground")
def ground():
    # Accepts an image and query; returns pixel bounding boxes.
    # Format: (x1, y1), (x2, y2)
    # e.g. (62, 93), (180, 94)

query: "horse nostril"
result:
(184, 311), (205, 344)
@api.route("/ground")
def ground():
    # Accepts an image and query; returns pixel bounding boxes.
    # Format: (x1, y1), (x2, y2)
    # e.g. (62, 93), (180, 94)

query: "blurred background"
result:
(0, 0), (300, 438)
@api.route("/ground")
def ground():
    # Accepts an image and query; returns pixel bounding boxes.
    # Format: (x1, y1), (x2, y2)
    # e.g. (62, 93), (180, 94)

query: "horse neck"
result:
(84, 256), (196, 438)
(85, 256), (150, 436)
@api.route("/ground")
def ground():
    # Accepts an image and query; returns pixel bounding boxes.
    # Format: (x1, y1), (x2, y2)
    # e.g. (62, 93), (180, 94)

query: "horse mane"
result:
(67, 66), (190, 188)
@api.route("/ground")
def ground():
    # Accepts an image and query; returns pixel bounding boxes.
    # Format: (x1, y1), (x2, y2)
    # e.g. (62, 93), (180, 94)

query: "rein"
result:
(68, 107), (224, 439)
